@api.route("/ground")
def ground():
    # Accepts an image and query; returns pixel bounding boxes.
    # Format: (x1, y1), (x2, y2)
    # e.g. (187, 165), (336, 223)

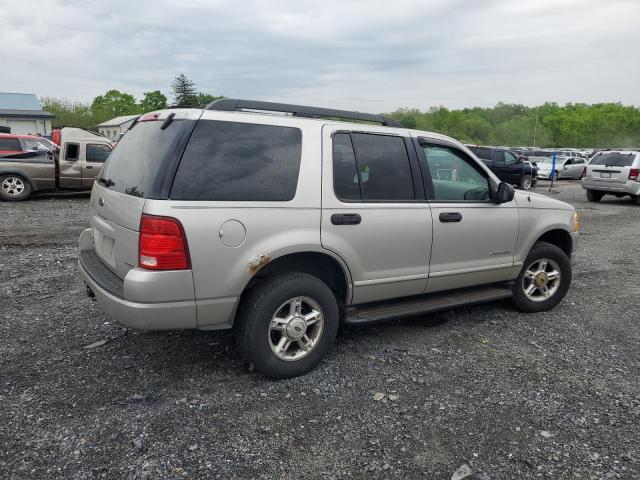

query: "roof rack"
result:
(205, 98), (403, 128)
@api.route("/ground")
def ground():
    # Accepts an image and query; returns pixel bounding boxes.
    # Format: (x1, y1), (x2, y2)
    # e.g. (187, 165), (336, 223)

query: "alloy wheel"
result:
(1, 177), (25, 196)
(268, 296), (324, 361)
(522, 258), (561, 302)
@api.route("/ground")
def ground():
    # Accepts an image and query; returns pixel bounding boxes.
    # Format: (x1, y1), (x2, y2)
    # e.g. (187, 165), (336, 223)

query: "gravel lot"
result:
(1, 182), (639, 479)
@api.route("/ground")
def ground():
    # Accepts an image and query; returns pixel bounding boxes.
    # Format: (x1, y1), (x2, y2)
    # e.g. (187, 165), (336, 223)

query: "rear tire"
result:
(519, 174), (532, 190)
(634, 195), (640, 206)
(234, 272), (339, 379)
(550, 170), (559, 181)
(0, 174), (31, 201)
(586, 190), (603, 202)
(511, 241), (572, 313)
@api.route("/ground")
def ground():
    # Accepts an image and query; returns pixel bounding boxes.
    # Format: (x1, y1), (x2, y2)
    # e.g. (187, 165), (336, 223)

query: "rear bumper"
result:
(581, 179), (640, 195)
(78, 230), (197, 330)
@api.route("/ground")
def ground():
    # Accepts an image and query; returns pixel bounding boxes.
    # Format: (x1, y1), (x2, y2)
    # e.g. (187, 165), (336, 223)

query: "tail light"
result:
(581, 167), (587, 178)
(629, 168), (640, 181)
(139, 214), (190, 270)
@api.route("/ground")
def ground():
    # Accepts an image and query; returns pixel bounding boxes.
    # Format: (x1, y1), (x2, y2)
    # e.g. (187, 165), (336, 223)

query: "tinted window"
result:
(468, 146), (492, 161)
(171, 120), (302, 201)
(350, 133), (414, 201)
(422, 145), (490, 201)
(66, 143), (79, 161)
(590, 152), (637, 167)
(100, 119), (193, 198)
(86, 144), (112, 163)
(332, 133), (360, 201)
(0, 138), (21, 151)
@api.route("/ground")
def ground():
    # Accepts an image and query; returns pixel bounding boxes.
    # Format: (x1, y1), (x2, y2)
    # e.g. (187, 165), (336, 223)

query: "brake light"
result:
(581, 167), (587, 178)
(629, 168), (640, 181)
(139, 214), (190, 270)
(140, 113), (161, 122)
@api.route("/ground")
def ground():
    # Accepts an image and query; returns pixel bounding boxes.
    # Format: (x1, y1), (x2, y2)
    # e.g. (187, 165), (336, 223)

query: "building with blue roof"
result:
(0, 92), (54, 135)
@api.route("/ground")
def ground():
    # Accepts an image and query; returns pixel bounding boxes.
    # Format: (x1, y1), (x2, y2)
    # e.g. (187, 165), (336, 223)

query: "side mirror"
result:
(495, 182), (515, 203)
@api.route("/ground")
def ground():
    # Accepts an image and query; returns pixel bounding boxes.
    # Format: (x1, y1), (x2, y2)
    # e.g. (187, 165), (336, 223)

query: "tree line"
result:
(42, 74), (223, 130)
(388, 102), (640, 148)
(43, 74), (640, 147)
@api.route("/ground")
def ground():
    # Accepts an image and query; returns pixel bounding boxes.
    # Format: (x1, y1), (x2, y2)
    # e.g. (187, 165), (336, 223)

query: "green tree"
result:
(91, 90), (140, 123)
(139, 90), (167, 112)
(195, 92), (224, 108)
(171, 74), (198, 107)
(42, 97), (97, 129)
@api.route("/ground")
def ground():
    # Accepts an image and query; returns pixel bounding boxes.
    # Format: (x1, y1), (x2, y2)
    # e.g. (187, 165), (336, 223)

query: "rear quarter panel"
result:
(0, 158), (55, 190)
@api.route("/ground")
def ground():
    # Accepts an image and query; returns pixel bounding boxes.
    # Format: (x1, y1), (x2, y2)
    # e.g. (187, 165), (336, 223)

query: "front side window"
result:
(504, 151), (518, 165)
(86, 143), (112, 163)
(171, 120), (302, 201)
(422, 144), (490, 202)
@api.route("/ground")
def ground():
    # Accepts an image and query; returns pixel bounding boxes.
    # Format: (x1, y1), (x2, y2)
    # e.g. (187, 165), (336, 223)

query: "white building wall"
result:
(0, 117), (52, 135)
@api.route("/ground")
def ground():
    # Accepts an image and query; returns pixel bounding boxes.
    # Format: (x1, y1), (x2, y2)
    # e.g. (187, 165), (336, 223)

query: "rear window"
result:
(170, 120), (302, 201)
(0, 138), (21, 151)
(590, 152), (637, 167)
(99, 119), (191, 198)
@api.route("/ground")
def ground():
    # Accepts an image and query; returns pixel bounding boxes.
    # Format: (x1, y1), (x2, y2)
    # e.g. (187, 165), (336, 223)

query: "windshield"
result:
(590, 152), (637, 167)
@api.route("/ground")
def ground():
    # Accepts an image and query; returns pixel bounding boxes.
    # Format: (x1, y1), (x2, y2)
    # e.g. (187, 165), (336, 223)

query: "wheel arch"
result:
(241, 250), (353, 306)
(534, 228), (573, 257)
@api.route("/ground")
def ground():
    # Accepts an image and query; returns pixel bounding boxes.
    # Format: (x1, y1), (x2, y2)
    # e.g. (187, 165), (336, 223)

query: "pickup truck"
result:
(0, 128), (113, 201)
(467, 145), (538, 190)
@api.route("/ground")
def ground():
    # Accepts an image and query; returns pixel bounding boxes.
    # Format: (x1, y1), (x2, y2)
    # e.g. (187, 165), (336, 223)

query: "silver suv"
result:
(79, 99), (579, 378)
(582, 150), (640, 204)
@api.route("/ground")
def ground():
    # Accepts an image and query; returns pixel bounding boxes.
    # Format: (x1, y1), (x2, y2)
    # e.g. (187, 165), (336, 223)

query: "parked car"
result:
(79, 100), (579, 379)
(581, 150), (640, 204)
(534, 155), (587, 180)
(466, 145), (538, 190)
(0, 128), (113, 201)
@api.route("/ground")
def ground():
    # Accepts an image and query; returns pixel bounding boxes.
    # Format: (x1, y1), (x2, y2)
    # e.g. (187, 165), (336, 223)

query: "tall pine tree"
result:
(171, 74), (197, 107)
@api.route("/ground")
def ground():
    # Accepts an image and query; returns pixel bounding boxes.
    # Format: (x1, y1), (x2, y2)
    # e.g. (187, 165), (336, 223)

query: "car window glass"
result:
(66, 143), (79, 161)
(422, 145), (490, 202)
(565, 159), (573, 165)
(504, 151), (517, 165)
(332, 133), (361, 201)
(86, 144), (112, 163)
(350, 133), (414, 201)
(171, 120), (302, 201)
(0, 138), (21, 151)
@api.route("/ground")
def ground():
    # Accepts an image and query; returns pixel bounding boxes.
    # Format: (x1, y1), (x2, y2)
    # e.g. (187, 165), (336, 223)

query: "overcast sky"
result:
(2, 0), (639, 111)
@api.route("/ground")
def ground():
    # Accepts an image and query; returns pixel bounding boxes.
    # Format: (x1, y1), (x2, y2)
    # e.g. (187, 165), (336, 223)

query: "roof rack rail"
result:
(205, 98), (403, 128)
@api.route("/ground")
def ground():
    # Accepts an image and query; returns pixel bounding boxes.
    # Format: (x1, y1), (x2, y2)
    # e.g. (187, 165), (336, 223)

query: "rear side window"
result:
(66, 143), (79, 161)
(333, 133), (360, 201)
(171, 120), (302, 201)
(0, 138), (21, 151)
(468, 146), (492, 161)
(590, 152), (637, 167)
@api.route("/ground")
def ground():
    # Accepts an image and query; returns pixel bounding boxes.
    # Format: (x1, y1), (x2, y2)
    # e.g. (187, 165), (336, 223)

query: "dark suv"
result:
(467, 145), (537, 190)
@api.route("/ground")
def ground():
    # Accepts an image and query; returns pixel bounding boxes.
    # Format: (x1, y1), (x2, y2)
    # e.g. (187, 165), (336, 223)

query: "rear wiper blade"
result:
(97, 177), (115, 187)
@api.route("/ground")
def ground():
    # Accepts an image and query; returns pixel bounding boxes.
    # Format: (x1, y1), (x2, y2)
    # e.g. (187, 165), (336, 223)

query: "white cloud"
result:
(1, 0), (638, 111)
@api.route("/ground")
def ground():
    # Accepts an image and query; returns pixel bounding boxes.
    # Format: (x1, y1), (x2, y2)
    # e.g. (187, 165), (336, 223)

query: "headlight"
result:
(572, 211), (580, 232)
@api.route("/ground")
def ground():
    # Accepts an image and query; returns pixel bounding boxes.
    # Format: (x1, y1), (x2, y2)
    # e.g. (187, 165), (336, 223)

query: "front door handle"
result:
(331, 213), (362, 225)
(85, 166), (94, 169)
(439, 212), (462, 223)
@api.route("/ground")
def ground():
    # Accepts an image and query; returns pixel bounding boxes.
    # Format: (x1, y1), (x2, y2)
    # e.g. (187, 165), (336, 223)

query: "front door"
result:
(321, 126), (433, 304)
(415, 138), (520, 293)
(82, 143), (112, 187)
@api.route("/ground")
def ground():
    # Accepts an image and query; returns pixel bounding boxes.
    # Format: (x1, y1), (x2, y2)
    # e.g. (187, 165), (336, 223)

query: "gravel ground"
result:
(1, 183), (639, 479)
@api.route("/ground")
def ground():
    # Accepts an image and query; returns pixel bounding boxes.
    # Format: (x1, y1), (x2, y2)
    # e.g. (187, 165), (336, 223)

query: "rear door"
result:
(82, 142), (112, 186)
(58, 142), (82, 187)
(321, 126), (432, 304)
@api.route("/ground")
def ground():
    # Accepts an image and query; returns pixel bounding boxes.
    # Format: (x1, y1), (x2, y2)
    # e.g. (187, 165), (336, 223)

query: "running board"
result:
(343, 285), (513, 325)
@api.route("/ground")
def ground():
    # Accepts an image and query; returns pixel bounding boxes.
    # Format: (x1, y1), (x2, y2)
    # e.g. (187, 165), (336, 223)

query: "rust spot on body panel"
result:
(248, 254), (271, 274)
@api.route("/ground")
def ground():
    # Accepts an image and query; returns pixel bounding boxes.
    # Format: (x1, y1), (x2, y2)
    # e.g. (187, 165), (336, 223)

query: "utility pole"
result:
(532, 106), (539, 147)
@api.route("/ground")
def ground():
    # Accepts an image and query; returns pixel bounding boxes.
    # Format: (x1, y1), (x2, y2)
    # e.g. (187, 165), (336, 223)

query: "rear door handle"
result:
(85, 166), (94, 169)
(331, 213), (361, 225)
(439, 212), (462, 223)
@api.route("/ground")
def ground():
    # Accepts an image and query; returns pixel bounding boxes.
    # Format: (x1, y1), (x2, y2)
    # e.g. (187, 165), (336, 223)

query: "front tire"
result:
(519, 174), (532, 190)
(586, 190), (603, 202)
(550, 170), (559, 181)
(0, 174), (31, 201)
(511, 241), (572, 313)
(234, 272), (339, 379)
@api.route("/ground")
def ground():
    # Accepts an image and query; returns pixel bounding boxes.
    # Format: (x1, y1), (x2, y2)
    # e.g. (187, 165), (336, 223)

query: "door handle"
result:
(439, 212), (462, 223)
(331, 213), (361, 225)
(86, 166), (94, 169)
